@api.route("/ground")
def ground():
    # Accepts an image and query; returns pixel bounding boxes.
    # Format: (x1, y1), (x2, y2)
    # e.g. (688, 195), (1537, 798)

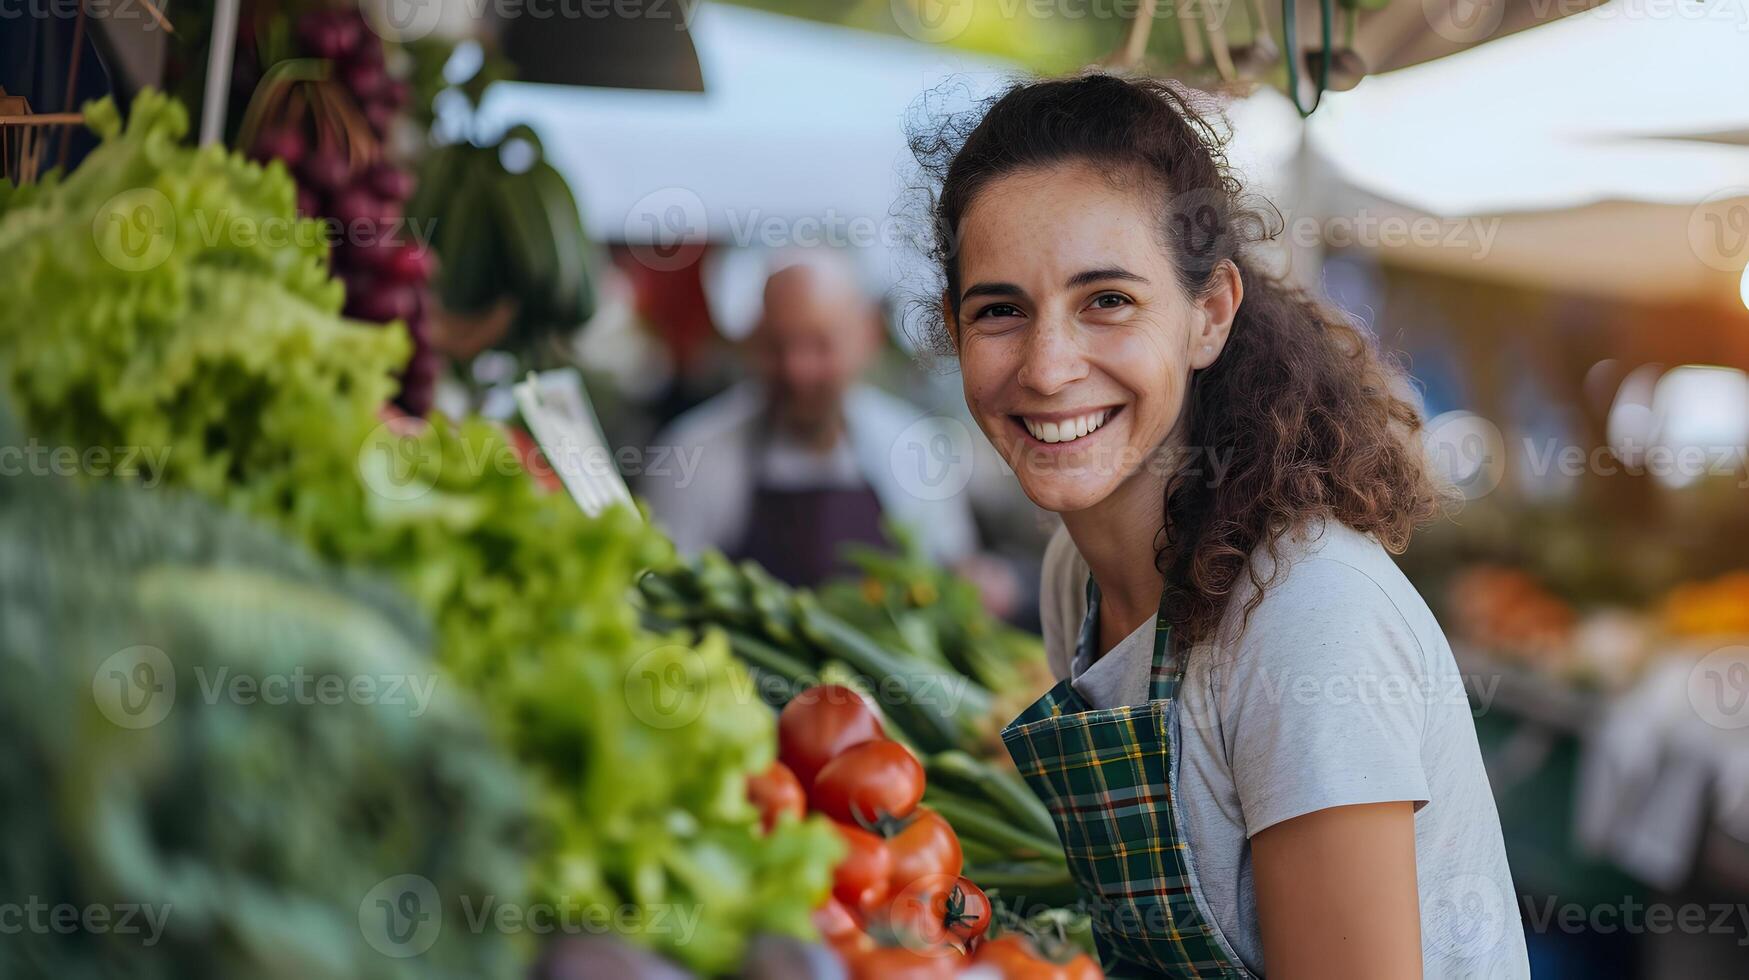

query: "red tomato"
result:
(746, 760), (806, 833)
(813, 898), (873, 957)
(778, 685), (885, 788)
(832, 823), (893, 913)
(943, 877), (992, 947)
(884, 873), (991, 952)
(847, 945), (959, 980)
(1061, 952), (1104, 980)
(973, 934), (1064, 980)
(812, 739), (926, 826)
(883, 873), (959, 950)
(887, 807), (962, 893)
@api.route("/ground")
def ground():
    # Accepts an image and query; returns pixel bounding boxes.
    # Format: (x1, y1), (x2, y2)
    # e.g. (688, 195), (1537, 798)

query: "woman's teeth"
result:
(1022, 409), (1110, 444)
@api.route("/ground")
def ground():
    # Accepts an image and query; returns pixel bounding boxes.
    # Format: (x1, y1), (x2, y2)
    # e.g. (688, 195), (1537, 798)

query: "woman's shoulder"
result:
(1235, 518), (1414, 609)
(1210, 517), (1438, 678)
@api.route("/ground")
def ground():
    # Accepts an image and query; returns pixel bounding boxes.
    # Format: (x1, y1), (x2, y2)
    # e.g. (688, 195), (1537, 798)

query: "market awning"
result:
(469, 2), (1307, 301)
(1308, 0), (1749, 302)
(472, 4), (1011, 263)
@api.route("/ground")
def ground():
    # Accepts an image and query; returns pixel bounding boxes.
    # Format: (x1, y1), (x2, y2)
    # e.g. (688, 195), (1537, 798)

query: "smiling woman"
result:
(909, 73), (1530, 980)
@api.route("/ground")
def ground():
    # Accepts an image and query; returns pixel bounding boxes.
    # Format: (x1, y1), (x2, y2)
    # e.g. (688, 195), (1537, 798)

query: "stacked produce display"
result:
(639, 557), (1092, 948)
(819, 525), (1056, 726)
(0, 406), (531, 979)
(236, 7), (439, 413)
(0, 92), (842, 976)
(0, 87), (1107, 977)
(1446, 562), (1749, 693)
(755, 686), (1101, 978)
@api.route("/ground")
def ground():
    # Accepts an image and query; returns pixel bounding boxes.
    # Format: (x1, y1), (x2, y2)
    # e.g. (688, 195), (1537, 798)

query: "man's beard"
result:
(767, 393), (845, 449)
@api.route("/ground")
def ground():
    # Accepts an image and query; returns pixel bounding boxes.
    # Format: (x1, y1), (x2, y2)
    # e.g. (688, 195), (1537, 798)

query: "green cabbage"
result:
(0, 413), (531, 980)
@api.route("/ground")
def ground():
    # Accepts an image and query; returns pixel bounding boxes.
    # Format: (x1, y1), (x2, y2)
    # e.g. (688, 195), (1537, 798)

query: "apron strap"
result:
(1081, 575), (1180, 702)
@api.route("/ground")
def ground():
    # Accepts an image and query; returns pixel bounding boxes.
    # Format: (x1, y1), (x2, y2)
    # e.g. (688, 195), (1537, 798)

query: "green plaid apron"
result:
(1002, 578), (1254, 978)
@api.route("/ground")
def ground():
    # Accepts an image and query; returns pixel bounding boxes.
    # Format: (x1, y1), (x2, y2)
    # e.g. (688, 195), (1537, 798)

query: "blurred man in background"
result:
(641, 252), (998, 596)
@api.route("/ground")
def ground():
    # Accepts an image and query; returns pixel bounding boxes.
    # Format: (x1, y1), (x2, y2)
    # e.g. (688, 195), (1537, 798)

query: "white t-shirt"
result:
(1039, 519), (1529, 979)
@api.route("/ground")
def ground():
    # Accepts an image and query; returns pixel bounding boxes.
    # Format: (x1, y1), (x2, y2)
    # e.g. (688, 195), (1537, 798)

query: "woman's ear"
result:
(1190, 259), (1243, 370)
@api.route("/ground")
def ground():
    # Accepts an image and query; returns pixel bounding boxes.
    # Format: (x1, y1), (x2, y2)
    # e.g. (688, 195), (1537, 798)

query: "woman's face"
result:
(950, 162), (1237, 514)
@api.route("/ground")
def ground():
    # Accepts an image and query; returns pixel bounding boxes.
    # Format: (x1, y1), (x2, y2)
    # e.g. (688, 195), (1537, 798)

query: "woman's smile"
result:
(1012, 405), (1121, 447)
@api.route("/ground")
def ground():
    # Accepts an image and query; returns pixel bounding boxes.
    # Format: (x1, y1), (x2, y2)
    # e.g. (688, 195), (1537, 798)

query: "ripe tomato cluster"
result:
(747, 685), (1103, 979)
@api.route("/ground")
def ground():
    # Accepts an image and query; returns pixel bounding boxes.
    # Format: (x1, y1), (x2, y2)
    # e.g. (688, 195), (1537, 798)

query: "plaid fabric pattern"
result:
(1001, 579), (1253, 979)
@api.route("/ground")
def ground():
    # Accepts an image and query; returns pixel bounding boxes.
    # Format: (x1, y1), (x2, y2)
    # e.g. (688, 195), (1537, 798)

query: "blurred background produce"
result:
(5, 0), (1749, 976)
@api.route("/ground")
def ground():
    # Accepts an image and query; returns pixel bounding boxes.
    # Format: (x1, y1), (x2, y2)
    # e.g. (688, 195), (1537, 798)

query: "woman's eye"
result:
(974, 303), (1023, 320)
(1089, 293), (1131, 311)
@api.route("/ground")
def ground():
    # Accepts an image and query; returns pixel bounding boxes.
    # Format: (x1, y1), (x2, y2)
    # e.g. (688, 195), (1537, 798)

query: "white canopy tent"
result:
(1307, 0), (1749, 304)
(467, 1), (1308, 334)
(469, 0), (1749, 312)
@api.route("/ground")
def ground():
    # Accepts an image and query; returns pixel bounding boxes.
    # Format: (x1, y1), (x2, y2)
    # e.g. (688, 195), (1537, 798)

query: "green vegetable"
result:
(960, 861), (1083, 909)
(0, 412), (531, 980)
(925, 750), (1059, 844)
(640, 556), (996, 755)
(922, 789), (1058, 860)
(408, 127), (597, 362)
(819, 521), (1051, 699)
(0, 92), (841, 975)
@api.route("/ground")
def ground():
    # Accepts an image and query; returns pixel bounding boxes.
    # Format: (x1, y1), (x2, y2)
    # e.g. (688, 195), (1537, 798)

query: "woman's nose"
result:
(1015, 318), (1090, 396)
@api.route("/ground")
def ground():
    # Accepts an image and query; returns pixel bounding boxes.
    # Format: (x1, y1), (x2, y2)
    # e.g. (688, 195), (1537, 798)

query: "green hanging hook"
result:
(1282, 0), (1335, 117)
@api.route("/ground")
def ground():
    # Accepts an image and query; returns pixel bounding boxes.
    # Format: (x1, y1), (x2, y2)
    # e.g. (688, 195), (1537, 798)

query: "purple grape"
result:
(347, 282), (420, 323)
(382, 79), (411, 111)
(363, 101), (397, 136)
(380, 242), (432, 284)
(251, 125), (307, 168)
(298, 150), (351, 194)
(296, 188), (322, 218)
(296, 10), (361, 60)
(364, 163), (415, 203)
(343, 62), (387, 101)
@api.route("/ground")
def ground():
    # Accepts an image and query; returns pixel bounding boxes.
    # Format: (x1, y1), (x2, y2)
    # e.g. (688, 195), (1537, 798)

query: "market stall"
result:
(5, 0), (1747, 976)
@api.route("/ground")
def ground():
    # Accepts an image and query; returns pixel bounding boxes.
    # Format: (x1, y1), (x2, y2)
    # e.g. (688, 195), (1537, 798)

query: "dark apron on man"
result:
(727, 420), (889, 587)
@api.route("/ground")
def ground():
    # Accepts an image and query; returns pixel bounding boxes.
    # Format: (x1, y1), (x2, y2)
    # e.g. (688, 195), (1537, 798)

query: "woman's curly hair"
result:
(908, 72), (1448, 644)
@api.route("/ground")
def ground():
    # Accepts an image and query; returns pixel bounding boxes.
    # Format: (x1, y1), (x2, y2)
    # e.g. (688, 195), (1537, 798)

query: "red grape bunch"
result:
(247, 8), (438, 415)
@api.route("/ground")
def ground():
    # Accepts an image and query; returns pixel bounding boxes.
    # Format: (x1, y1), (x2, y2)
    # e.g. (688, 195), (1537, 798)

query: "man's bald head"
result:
(747, 252), (883, 439)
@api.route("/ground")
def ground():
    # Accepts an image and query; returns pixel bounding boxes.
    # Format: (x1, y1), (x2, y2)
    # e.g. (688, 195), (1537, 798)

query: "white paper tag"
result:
(512, 369), (637, 519)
